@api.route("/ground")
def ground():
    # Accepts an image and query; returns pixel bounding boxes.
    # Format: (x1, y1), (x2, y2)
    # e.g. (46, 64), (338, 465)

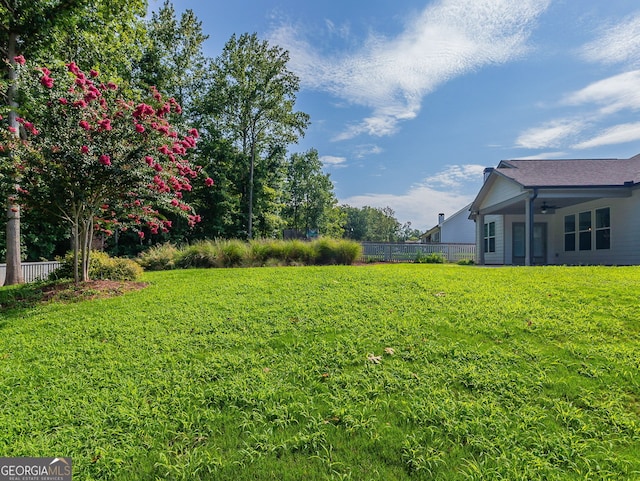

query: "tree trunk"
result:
(72, 217), (80, 284)
(3, 32), (24, 286)
(77, 216), (93, 283)
(248, 144), (255, 239)
(4, 204), (23, 286)
(82, 218), (93, 282)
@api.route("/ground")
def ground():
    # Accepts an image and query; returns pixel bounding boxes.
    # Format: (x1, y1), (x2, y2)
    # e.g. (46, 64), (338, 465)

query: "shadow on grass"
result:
(0, 281), (49, 315)
(0, 279), (148, 321)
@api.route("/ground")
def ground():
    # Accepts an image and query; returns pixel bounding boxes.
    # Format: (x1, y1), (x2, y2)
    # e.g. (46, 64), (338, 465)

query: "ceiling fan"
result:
(540, 201), (557, 214)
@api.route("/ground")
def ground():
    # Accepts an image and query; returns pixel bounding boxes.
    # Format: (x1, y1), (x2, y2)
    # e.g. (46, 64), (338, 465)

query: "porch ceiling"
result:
(486, 197), (595, 215)
(479, 187), (632, 216)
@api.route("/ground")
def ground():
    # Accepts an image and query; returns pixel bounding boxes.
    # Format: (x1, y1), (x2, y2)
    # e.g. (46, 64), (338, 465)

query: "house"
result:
(469, 154), (640, 265)
(421, 203), (476, 244)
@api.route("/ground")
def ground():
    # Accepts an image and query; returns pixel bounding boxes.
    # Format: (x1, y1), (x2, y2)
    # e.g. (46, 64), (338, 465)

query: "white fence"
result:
(361, 242), (476, 263)
(0, 261), (61, 284)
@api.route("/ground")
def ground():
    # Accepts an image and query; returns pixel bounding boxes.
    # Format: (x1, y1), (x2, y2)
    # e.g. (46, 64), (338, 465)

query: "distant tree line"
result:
(341, 205), (421, 243)
(1, 0), (420, 273)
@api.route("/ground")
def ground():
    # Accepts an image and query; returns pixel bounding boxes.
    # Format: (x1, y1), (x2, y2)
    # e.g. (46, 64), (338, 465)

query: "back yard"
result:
(0, 264), (638, 480)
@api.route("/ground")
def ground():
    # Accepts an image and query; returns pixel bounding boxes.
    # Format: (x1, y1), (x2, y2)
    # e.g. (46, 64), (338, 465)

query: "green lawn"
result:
(1, 264), (639, 480)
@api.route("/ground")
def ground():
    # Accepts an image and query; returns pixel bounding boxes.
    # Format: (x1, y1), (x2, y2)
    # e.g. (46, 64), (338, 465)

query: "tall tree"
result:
(46, 0), (147, 82)
(135, 0), (208, 114)
(282, 149), (342, 237)
(204, 33), (309, 238)
(251, 142), (287, 238)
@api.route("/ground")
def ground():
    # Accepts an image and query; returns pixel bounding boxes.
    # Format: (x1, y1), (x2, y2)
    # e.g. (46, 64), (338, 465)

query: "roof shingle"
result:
(496, 154), (640, 187)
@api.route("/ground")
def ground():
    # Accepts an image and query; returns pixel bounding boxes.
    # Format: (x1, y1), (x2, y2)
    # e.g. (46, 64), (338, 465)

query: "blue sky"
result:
(155, 0), (640, 230)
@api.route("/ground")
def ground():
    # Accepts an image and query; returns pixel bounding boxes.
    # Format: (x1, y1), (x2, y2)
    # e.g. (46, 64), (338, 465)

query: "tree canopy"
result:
(202, 33), (310, 238)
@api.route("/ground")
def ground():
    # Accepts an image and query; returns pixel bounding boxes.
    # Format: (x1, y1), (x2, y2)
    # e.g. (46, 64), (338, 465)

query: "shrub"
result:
(175, 240), (219, 269)
(136, 238), (362, 270)
(248, 239), (273, 265)
(283, 239), (314, 264)
(261, 239), (287, 263)
(334, 239), (362, 265)
(457, 258), (475, 265)
(312, 238), (361, 265)
(51, 251), (143, 281)
(415, 252), (445, 264)
(136, 243), (179, 271)
(249, 239), (305, 266)
(218, 239), (249, 267)
(312, 238), (337, 265)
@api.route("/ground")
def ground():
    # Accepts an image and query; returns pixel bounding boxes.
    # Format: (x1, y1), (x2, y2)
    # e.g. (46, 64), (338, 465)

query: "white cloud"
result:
(573, 122), (640, 149)
(324, 19), (351, 39)
(512, 15), (640, 154)
(270, 0), (550, 140)
(563, 70), (640, 115)
(512, 151), (568, 160)
(580, 13), (640, 67)
(516, 119), (587, 149)
(423, 164), (485, 187)
(320, 155), (347, 167)
(353, 144), (383, 158)
(515, 71), (640, 151)
(340, 164), (484, 228)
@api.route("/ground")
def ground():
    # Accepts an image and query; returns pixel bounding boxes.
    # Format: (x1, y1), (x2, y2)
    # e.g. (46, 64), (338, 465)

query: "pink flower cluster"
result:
(188, 214), (201, 227)
(61, 62), (114, 110)
(16, 117), (39, 135)
(39, 67), (54, 88)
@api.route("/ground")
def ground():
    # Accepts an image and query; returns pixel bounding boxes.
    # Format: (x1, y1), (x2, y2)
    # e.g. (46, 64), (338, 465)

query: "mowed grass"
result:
(1, 264), (639, 480)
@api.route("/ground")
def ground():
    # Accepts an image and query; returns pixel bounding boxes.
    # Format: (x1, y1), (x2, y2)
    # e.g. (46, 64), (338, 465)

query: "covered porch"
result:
(472, 187), (630, 266)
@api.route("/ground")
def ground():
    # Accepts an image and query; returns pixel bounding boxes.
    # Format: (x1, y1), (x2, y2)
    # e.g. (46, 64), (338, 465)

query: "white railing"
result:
(0, 261), (62, 284)
(361, 242), (476, 263)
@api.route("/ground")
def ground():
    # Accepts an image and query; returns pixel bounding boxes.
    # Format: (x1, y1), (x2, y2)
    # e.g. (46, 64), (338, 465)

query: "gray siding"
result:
(552, 190), (640, 265)
(479, 176), (523, 210)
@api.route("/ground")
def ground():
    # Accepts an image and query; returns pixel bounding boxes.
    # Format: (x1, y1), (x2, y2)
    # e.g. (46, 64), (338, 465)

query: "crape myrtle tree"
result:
(0, 0), (147, 285)
(13, 60), (213, 282)
(203, 33), (309, 239)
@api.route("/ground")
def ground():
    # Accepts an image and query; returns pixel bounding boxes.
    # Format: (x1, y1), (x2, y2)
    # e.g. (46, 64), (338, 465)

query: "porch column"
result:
(476, 214), (485, 265)
(525, 195), (535, 266)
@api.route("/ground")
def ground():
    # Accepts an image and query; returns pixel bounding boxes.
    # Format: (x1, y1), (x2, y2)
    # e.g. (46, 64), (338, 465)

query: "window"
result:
(595, 207), (610, 250)
(484, 221), (495, 253)
(564, 214), (575, 251)
(579, 211), (592, 251)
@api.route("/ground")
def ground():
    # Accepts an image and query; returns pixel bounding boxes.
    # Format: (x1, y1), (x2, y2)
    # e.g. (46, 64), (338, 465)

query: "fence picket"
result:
(360, 242), (475, 263)
(0, 261), (62, 284)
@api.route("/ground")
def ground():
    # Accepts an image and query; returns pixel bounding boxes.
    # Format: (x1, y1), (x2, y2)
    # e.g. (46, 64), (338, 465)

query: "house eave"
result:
(472, 185), (633, 217)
